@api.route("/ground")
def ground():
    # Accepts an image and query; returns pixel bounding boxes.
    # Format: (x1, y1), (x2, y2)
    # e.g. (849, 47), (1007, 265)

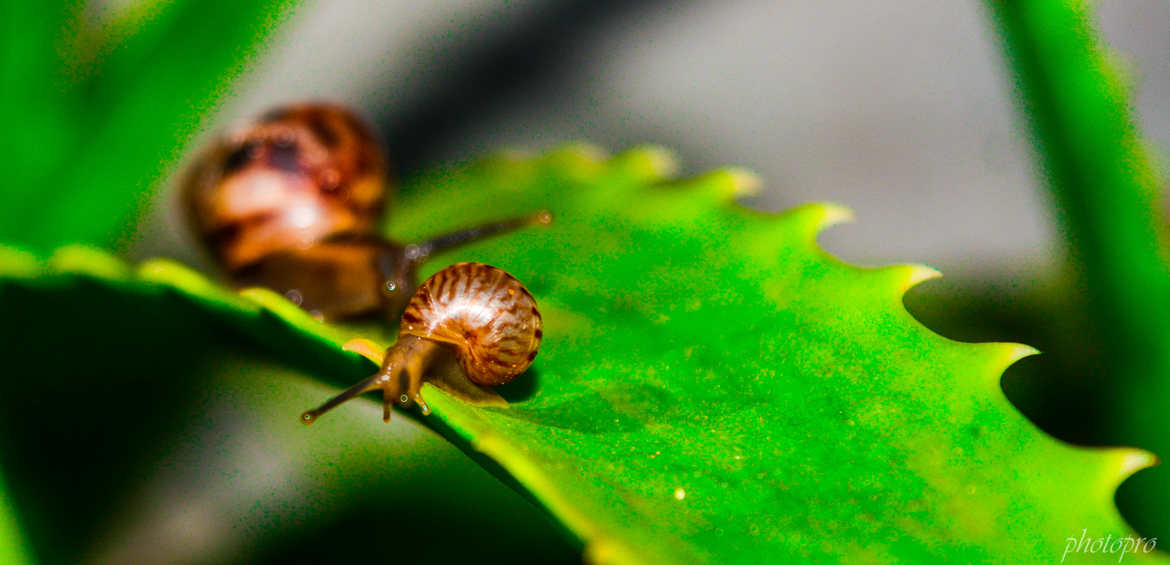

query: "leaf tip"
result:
(610, 145), (680, 183)
(136, 257), (190, 279)
(776, 202), (854, 246)
(1095, 447), (1160, 501)
(48, 245), (131, 279)
(723, 167), (763, 197)
(692, 167), (764, 204)
(1001, 342), (1041, 365)
(904, 264), (942, 288)
(0, 244), (40, 278)
(636, 144), (681, 179)
(815, 202), (855, 230)
(1115, 448), (1159, 482)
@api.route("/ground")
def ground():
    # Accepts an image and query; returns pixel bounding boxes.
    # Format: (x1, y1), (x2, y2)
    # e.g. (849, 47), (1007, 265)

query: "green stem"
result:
(983, 2), (1170, 436)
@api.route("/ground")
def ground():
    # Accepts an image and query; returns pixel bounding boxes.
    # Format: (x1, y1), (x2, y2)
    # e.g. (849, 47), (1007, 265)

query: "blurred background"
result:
(3, 1), (1169, 563)
(140, 0), (1170, 273)
(142, 0), (1170, 472)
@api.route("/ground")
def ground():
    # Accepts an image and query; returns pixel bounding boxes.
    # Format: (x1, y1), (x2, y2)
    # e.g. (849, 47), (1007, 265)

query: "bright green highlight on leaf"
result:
(0, 147), (1158, 564)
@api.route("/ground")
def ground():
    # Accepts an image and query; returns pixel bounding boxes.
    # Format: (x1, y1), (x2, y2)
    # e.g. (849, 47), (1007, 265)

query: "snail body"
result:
(183, 102), (549, 321)
(301, 262), (542, 423)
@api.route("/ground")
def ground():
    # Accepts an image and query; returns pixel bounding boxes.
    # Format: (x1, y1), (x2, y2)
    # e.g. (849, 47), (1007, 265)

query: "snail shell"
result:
(183, 103), (388, 271)
(301, 262), (542, 424)
(184, 102), (549, 323)
(401, 262), (543, 386)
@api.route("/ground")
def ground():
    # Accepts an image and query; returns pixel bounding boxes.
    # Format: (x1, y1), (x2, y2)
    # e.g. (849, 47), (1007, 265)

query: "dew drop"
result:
(385, 281), (398, 292)
(673, 488), (686, 500)
(284, 289), (304, 306)
(399, 394), (409, 404)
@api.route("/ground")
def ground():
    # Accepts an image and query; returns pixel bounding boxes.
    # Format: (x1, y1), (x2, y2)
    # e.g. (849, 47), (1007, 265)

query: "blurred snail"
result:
(183, 102), (550, 321)
(301, 262), (542, 423)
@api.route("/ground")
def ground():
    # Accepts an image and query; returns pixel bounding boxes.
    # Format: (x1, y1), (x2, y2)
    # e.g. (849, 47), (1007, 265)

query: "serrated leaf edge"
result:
(0, 145), (1158, 563)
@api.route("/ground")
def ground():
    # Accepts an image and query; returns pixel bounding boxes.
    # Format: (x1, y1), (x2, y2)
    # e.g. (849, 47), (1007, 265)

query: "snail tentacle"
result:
(300, 371), (383, 425)
(404, 210), (553, 263)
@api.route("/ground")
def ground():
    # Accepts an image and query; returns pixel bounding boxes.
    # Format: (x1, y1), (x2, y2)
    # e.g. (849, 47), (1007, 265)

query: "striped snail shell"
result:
(183, 102), (551, 323)
(301, 262), (542, 424)
(183, 103), (388, 272)
(401, 262), (543, 386)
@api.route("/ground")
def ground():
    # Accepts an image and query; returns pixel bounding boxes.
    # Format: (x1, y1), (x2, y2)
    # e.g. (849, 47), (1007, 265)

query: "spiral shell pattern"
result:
(183, 103), (388, 270)
(400, 262), (542, 386)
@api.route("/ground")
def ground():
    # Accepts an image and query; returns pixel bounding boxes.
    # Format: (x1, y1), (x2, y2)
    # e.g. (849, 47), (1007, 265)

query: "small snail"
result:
(183, 102), (549, 321)
(301, 262), (542, 423)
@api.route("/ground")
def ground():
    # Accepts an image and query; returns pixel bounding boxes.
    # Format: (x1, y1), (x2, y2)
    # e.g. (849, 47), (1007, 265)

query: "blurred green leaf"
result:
(0, 0), (299, 252)
(0, 1), (80, 230)
(0, 474), (34, 565)
(985, 0), (1170, 541)
(0, 147), (1159, 563)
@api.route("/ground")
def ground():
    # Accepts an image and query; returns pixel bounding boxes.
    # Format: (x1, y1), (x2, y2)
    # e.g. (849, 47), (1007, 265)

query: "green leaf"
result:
(0, 0), (298, 252)
(1, 147), (1159, 563)
(0, 1), (80, 233)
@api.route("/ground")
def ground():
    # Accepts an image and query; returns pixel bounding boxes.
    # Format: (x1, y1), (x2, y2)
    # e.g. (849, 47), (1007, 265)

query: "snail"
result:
(301, 262), (542, 423)
(183, 102), (549, 321)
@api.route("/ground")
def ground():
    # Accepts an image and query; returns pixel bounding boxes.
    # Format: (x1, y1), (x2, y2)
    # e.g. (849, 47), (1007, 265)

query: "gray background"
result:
(143, 0), (1170, 283)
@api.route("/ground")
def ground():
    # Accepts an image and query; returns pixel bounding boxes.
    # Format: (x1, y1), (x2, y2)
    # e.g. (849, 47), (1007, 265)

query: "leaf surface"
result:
(0, 147), (1158, 564)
